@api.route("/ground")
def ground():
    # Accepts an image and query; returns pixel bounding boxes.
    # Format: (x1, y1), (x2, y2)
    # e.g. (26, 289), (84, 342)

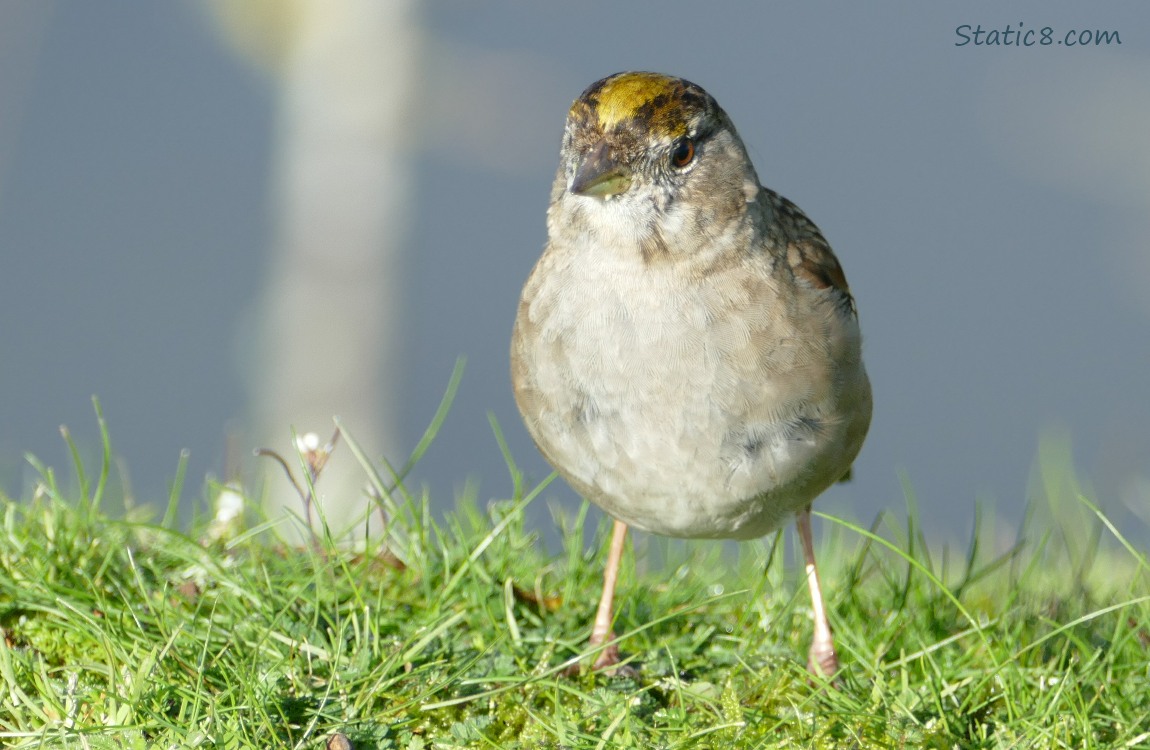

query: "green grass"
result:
(1, 403), (1148, 748)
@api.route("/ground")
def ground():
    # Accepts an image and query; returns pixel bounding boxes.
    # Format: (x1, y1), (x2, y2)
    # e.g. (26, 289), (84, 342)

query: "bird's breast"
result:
(515, 238), (867, 539)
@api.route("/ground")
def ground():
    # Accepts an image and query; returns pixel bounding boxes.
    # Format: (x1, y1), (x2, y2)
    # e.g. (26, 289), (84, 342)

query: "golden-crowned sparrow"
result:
(511, 72), (872, 677)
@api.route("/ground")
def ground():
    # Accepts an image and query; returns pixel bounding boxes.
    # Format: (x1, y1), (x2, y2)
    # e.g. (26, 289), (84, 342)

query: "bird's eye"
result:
(670, 138), (695, 168)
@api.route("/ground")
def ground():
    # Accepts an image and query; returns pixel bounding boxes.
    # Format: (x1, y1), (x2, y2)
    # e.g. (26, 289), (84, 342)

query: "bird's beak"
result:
(571, 142), (632, 198)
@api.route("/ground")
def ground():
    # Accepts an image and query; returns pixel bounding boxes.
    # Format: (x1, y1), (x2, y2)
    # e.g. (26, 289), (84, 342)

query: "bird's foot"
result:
(562, 632), (636, 677)
(807, 640), (840, 685)
(591, 639), (622, 671)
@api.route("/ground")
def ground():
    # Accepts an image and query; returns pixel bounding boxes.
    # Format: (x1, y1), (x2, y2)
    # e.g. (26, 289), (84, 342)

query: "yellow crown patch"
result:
(573, 72), (711, 139)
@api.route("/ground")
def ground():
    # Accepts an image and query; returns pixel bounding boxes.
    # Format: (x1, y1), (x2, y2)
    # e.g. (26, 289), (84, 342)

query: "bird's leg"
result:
(589, 519), (629, 670)
(796, 507), (838, 678)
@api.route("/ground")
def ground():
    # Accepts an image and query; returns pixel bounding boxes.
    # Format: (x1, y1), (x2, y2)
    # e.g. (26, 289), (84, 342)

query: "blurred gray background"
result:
(1, 1), (1148, 545)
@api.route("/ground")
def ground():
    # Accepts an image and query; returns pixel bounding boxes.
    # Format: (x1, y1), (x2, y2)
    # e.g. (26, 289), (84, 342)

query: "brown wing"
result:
(761, 189), (863, 484)
(766, 190), (857, 316)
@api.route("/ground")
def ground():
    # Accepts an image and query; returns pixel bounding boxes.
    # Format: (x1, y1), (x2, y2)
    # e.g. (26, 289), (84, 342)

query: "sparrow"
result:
(511, 72), (871, 677)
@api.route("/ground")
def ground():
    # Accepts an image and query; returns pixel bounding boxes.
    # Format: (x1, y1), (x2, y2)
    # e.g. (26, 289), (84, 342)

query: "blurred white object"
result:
(208, 0), (419, 535)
